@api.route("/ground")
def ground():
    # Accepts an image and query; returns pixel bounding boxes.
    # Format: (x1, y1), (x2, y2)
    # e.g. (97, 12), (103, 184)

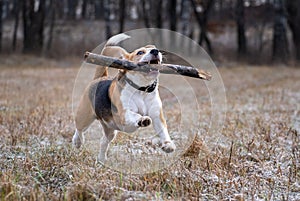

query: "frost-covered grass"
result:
(0, 56), (299, 200)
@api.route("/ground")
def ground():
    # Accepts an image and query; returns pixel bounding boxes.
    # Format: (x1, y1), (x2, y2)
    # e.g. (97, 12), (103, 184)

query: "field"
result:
(0, 55), (299, 200)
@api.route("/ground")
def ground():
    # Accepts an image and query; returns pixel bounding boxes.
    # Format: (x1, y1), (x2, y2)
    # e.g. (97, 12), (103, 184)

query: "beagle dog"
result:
(72, 34), (176, 162)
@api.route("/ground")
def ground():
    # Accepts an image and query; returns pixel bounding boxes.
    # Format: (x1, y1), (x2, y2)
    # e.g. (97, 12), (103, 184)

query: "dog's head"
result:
(126, 45), (162, 65)
(123, 45), (162, 86)
(102, 42), (162, 87)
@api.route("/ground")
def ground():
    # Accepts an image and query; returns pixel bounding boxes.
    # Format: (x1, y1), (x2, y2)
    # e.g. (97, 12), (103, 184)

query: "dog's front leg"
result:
(116, 109), (152, 132)
(150, 109), (176, 153)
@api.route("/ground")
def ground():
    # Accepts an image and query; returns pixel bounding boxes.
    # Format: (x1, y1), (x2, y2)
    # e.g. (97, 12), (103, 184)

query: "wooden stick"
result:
(84, 52), (212, 81)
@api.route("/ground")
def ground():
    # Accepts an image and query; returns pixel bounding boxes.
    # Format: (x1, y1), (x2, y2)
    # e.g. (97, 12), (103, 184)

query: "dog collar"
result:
(124, 76), (157, 93)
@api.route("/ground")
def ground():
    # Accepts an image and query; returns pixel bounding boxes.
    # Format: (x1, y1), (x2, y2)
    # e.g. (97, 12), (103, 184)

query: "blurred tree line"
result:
(0, 0), (299, 64)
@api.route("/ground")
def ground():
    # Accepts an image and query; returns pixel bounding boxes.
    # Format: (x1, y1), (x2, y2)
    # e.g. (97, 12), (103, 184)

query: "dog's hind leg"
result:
(72, 129), (84, 149)
(97, 124), (116, 163)
(73, 93), (96, 148)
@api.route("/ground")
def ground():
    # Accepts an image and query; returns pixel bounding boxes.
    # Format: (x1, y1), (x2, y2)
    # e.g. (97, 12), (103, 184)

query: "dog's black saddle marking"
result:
(90, 80), (116, 120)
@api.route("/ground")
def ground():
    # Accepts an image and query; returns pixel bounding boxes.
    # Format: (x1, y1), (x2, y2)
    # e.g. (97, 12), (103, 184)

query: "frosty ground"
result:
(0, 55), (299, 200)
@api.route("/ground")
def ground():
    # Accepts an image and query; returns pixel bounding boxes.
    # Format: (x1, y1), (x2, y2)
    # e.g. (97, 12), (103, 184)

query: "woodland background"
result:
(0, 0), (300, 64)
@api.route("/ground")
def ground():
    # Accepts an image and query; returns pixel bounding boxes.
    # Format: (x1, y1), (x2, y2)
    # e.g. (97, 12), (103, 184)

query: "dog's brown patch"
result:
(160, 108), (167, 128)
(108, 79), (127, 125)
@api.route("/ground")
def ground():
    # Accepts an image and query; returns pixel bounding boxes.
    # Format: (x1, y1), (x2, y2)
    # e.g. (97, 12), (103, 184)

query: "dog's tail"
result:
(93, 34), (130, 80)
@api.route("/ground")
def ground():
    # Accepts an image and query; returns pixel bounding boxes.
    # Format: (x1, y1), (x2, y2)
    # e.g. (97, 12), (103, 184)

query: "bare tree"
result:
(272, 0), (289, 63)
(236, 0), (247, 57)
(22, 0), (46, 54)
(95, 0), (104, 19)
(155, 0), (163, 28)
(0, 0), (3, 52)
(12, 0), (20, 51)
(190, 0), (214, 54)
(104, 0), (112, 39)
(47, 0), (56, 50)
(56, 0), (65, 19)
(181, 0), (191, 36)
(168, 0), (177, 31)
(286, 0), (300, 62)
(81, 0), (88, 19)
(119, 0), (125, 33)
(141, 0), (162, 28)
(67, 0), (78, 20)
(141, 0), (150, 28)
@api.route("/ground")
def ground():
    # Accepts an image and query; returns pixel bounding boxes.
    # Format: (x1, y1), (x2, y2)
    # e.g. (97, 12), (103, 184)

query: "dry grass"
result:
(0, 56), (299, 200)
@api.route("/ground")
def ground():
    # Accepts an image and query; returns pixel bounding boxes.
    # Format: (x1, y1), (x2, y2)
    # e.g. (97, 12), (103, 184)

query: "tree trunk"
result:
(81, 0), (88, 19)
(95, 0), (104, 19)
(286, 0), (300, 62)
(141, 0), (150, 28)
(56, 0), (65, 19)
(67, 0), (78, 20)
(236, 0), (247, 57)
(0, 0), (3, 52)
(190, 0), (214, 54)
(104, 0), (112, 39)
(199, 26), (212, 54)
(119, 0), (125, 33)
(22, 0), (46, 54)
(181, 0), (191, 36)
(272, 0), (289, 63)
(155, 0), (163, 28)
(168, 0), (177, 31)
(47, 0), (55, 50)
(219, 0), (223, 11)
(12, 0), (20, 51)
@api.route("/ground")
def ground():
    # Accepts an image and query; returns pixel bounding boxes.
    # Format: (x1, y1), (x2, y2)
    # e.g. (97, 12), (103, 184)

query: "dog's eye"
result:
(136, 51), (145, 55)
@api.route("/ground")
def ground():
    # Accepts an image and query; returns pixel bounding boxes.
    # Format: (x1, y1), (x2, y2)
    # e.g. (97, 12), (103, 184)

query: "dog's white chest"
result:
(132, 94), (148, 115)
(120, 87), (158, 116)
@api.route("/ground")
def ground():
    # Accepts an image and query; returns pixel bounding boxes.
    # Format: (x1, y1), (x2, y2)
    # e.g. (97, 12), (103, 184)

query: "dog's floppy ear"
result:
(101, 46), (129, 60)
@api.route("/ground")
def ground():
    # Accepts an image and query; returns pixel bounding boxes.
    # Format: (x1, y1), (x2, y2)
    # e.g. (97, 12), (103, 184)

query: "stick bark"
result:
(84, 52), (212, 81)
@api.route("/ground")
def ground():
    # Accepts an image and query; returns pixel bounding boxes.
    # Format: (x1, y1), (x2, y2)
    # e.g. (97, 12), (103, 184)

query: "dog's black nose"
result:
(150, 49), (159, 56)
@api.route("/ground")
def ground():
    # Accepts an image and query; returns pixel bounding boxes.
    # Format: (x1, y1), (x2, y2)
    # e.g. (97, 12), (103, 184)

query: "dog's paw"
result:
(161, 141), (176, 153)
(72, 134), (82, 149)
(96, 155), (107, 165)
(138, 116), (152, 127)
(72, 136), (82, 149)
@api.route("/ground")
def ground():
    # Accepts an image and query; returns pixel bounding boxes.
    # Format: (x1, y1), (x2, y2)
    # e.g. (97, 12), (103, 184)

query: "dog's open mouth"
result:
(138, 59), (160, 75)
(140, 59), (160, 65)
